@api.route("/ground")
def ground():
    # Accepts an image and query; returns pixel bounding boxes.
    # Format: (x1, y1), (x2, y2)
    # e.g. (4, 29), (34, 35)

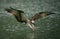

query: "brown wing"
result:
(31, 12), (54, 21)
(5, 7), (27, 23)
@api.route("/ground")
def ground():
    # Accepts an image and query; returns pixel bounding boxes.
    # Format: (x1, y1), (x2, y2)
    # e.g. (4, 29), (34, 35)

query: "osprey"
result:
(5, 7), (54, 31)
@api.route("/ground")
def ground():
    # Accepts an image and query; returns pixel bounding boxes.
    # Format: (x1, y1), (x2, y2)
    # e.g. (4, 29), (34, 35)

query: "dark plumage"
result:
(5, 7), (55, 31)
(31, 12), (54, 21)
(5, 7), (27, 23)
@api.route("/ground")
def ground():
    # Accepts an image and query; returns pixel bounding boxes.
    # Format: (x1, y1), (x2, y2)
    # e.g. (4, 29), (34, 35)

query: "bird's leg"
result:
(27, 19), (35, 31)
(31, 24), (35, 31)
(27, 23), (35, 31)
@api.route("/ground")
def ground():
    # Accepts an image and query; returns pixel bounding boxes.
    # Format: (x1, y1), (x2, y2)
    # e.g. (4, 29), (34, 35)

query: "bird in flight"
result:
(5, 7), (54, 31)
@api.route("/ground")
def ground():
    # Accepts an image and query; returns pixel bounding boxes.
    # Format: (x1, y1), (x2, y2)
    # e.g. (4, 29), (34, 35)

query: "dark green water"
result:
(0, 0), (60, 39)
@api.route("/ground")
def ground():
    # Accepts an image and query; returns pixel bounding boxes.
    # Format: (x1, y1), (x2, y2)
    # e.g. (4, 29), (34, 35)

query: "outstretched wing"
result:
(30, 12), (54, 21)
(5, 7), (28, 23)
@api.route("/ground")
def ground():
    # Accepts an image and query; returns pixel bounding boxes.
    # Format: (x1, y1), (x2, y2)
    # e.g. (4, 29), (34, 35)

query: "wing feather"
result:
(31, 12), (54, 21)
(5, 7), (28, 23)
